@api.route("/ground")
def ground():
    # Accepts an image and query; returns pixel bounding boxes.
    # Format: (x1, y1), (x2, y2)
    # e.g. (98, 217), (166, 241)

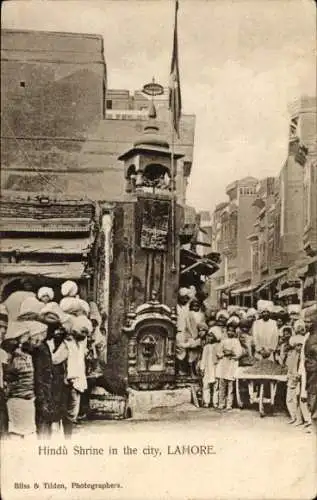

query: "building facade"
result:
(1, 29), (195, 206)
(1, 29), (107, 196)
(209, 95), (317, 308)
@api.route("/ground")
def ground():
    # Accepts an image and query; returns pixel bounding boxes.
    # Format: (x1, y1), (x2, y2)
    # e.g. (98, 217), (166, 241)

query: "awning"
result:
(231, 284), (258, 296)
(180, 248), (219, 277)
(278, 287), (299, 299)
(180, 258), (219, 277)
(256, 269), (287, 294)
(0, 217), (92, 233)
(286, 255), (317, 279)
(215, 281), (238, 292)
(0, 262), (88, 279)
(0, 237), (93, 255)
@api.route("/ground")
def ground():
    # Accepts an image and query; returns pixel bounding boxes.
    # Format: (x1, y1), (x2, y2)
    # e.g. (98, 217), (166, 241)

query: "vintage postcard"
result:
(0, 0), (316, 499)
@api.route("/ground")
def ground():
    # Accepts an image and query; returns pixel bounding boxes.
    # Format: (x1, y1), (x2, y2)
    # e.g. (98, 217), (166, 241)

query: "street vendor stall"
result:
(236, 359), (287, 417)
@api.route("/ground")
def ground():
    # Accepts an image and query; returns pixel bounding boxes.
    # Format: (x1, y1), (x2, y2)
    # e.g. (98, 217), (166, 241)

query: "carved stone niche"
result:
(123, 293), (177, 390)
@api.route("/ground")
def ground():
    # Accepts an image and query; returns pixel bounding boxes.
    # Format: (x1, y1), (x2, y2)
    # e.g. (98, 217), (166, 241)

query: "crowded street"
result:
(1, 0), (316, 499)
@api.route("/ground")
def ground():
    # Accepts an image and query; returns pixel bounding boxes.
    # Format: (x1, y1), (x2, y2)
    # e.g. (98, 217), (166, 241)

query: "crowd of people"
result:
(0, 280), (106, 440)
(176, 286), (317, 433)
(1, 279), (316, 439)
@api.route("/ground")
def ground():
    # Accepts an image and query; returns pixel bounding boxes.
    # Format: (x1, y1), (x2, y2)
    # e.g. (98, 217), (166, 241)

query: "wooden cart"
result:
(236, 362), (287, 417)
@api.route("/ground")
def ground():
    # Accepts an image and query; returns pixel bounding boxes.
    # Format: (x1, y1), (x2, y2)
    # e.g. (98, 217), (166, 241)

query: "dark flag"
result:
(169, 0), (182, 138)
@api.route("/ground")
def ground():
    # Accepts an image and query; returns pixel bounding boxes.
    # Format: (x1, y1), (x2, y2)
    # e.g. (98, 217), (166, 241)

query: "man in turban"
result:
(61, 280), (78, 298)
(252, 301), (279, 360)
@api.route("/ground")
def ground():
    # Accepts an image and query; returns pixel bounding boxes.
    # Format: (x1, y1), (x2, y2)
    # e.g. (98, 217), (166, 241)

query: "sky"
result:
(2, 0), (316, 212)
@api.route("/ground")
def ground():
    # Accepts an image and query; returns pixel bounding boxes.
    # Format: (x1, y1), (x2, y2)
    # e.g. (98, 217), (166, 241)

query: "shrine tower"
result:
(106, 91), (185, 390)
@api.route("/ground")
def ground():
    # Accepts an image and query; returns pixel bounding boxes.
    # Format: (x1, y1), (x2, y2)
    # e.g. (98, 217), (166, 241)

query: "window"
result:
(20, 81), (25, 88)
(106, 99), (113, 109)
(289, 116), (299, 140)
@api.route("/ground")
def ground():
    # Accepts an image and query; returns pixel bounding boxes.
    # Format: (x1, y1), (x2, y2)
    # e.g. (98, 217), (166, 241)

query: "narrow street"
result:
(71, 408), (316, 500)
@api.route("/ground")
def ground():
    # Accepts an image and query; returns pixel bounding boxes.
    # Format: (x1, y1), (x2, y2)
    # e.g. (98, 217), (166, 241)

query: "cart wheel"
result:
(259, 383), (265, 417)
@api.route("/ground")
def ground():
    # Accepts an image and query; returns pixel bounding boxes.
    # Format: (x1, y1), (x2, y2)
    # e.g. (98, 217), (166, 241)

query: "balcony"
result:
(222, 238), (237, 257)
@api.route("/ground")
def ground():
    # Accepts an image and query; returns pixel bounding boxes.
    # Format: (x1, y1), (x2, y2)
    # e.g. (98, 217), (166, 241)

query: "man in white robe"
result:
(252, 303), (279, 360)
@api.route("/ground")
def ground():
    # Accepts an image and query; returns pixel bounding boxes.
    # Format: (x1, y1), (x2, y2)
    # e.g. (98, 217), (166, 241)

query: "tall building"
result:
(247, 177), (280, 299)
(222, 176), (259, 283)
(1, 29), (196, 205)
(247, 96), (317, 305)
(208, 177), (258, 307)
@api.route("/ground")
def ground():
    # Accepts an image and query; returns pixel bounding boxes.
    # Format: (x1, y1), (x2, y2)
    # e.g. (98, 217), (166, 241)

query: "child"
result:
(286, 335), (311, 427)
(37, 287), (55, 305)
(187, 299), (205, 339)
(238, 318), (254, 366)
(200, 328), (222, 408)
(276, 325), (293, 366)
(0, 304), (9, 438)
(216, 324), (242, 411)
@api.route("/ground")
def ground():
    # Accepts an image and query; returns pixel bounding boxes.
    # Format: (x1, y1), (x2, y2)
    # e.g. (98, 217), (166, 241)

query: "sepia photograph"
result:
(0, 0), (316, 498)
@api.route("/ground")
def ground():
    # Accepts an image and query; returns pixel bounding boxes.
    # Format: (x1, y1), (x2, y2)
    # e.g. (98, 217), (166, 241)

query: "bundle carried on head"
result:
(17, 296), (43, 321)
(39, 302), (71, 327)
(60, 297), (90, 317)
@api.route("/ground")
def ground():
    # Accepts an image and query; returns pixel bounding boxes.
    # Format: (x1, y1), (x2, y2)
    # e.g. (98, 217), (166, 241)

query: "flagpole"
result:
(171, 106), (176, 273)
(170, 0), (180, 273)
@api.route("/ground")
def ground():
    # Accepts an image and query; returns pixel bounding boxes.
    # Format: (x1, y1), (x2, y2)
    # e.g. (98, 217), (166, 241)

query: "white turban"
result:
(61, 280), (78, 298)
(246, 308), (257, 318)
(179, 287), (190, 297)
(287, 304), (301, 315)
(228, 305), (239, 316)
(216, 309), (229, 321)
(60, 297), (89, 317)
(227, 315), (240, 326)
(188, 286), (197, 299)
(293, 320), (306, 333)
(71, 315), (93, 336)
(208, 326), (222, 341)
(37, 287), (54, 301)
(257, 300), (273, 313)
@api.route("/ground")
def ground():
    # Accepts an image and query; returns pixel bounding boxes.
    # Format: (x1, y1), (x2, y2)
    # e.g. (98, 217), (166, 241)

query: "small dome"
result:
(133, 101), (169, 149)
